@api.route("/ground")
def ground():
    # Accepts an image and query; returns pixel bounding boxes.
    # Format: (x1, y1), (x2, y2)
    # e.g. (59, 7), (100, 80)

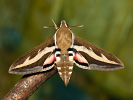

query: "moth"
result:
(9, 20), (124, 86)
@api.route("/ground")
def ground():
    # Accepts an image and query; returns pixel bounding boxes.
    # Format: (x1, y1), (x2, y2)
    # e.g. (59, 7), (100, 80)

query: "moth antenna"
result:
(70, 25), (84, 28)
(52, 19), (58, 29)
(43, 26), (55, 28)
(43, 19), (58, 29)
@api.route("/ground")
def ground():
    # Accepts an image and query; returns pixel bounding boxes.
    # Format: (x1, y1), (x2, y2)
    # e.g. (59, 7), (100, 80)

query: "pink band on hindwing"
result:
(43, 54), (56, 65)
(74, 53), (88, 64)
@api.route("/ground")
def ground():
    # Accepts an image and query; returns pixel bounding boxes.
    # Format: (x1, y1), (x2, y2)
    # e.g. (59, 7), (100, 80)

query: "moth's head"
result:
(60, 20), (83, 29)
(60, 20), (69, 28)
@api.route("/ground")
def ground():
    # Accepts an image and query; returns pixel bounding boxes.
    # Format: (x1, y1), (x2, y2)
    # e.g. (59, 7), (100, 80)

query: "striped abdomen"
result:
(56, 50), (73, 86)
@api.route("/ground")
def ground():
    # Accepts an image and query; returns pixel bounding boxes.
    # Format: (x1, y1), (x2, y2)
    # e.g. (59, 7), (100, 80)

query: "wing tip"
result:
(8, 65), (14, 74)
(8, 65), (28, 75)
(118, 60), (124, 69)
(8, 67), (21, 75)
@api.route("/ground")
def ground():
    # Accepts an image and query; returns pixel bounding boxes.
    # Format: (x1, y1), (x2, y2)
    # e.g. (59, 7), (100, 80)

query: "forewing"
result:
(73, 35), (124, 71)
(9, 36), (56, 75)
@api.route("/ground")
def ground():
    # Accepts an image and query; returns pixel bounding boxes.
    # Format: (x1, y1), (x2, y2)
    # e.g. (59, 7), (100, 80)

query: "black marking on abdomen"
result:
(55, 48), (61, 51)
(67, 48), (73, 51)
(67, 48), (77, 53)
(69, 53), (73, 56)
(56, 54), (60, 57)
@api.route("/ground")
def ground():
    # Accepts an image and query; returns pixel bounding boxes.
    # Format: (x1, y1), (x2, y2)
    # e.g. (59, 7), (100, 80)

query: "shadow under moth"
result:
(9, 20), (124, 86)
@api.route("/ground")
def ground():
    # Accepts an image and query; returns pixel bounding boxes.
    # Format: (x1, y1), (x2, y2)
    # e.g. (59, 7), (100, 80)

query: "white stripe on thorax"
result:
(54, 33), (57, 47)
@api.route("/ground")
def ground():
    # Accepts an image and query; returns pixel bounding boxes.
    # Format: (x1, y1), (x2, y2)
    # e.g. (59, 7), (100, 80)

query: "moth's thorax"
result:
(56, 27), (72, 50)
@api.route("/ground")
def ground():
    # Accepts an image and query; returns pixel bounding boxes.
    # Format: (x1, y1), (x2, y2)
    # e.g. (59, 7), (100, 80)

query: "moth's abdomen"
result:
(57, 65), (73, 86)
(56, 51), (73, 86)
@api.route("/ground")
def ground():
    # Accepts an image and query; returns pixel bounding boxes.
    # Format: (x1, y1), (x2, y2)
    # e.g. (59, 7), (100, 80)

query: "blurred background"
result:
(0, 0), (133, 100)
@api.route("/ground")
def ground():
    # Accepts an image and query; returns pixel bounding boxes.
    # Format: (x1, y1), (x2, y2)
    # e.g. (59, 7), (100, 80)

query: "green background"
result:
(0, 0), (133, 100)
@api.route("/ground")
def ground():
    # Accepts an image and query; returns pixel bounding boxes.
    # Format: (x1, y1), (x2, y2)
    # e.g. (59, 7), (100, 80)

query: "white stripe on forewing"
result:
(74, 46), (118, 64)
(101, 53), (108, 60)
(14, 46), (55, 69)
